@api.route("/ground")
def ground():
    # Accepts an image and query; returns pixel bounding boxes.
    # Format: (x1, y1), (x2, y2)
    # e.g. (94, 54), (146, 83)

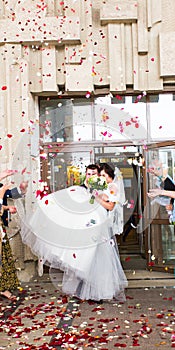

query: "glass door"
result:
(41, 143), (145, 256)
(94, 145), (145, 255)
(144, 142), (175, 273)
(41, 144), (94, 191)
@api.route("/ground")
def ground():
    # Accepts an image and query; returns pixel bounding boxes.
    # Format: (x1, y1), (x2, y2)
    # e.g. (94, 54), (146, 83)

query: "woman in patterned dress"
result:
(0, 175), (20, 300)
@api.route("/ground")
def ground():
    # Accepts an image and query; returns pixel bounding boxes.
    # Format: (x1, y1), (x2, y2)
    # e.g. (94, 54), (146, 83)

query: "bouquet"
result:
(87, 175), (107, 204)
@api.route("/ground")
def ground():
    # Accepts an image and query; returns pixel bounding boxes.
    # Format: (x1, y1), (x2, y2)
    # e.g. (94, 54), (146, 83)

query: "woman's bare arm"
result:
(148, 188), (175, 199)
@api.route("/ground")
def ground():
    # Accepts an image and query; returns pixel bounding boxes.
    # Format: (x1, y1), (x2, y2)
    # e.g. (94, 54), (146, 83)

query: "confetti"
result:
(21, 167), (26, 175)
(85, 91), (91, 98)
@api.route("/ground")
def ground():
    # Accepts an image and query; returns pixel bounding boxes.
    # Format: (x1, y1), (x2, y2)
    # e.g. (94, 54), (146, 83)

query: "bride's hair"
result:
(100, 163), (115, 180)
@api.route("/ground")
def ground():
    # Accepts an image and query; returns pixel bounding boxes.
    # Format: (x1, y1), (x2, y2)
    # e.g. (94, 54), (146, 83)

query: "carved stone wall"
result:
(1, 0), (174, 162)
(0, 0), (175, 280)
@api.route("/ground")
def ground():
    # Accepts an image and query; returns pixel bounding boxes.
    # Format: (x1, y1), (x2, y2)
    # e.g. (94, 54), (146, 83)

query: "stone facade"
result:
(0, 0), (175, 280)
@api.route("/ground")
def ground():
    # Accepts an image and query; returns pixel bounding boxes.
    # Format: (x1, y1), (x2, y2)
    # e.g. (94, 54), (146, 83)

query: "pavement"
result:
(0, 272), (175, 350)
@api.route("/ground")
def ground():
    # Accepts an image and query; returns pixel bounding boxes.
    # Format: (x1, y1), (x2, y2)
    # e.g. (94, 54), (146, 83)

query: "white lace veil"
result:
(113, 167), (126, 206)
(110, 167), (126, 235)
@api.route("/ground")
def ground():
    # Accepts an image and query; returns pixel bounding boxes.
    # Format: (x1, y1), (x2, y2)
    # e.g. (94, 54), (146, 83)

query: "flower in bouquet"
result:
(168, 206), (175, 225)
(87, 175), (107, 204)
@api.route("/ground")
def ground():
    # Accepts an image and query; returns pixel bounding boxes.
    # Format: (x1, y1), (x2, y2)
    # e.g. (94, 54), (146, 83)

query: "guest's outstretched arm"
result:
(148, 188), (175, 199)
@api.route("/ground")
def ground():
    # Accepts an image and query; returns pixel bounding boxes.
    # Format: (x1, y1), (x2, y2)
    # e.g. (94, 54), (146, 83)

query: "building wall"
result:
(1, 0), (175, 164)
(0, 0), (175, 279)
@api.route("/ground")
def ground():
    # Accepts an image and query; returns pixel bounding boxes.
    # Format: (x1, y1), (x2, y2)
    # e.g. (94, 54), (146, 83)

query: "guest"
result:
(148, 188), (175, 200)
(0, 183), (19, 300)
(0, 179), (28, 227)
(148, 160), (175, 212)
(0, 170), (28, 300)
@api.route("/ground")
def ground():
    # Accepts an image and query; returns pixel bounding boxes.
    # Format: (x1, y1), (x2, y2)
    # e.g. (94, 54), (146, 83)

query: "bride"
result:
(19, 164), (128, 302)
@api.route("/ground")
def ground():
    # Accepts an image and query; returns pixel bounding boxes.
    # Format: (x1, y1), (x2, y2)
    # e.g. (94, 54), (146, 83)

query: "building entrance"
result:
(41, 142), (146, 270)
(39, 97), (175, 274)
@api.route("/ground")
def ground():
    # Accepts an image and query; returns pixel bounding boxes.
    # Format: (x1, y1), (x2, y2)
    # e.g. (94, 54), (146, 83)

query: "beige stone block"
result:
(0, 1), (4, 19)
(137, 54), (148, 91)
(147, 0), (162, 29)
(66, 61), (93, 91)
(56, 46), (66, 86)
(159, 32), (175, 77)
(132, 23), (139, 90)
(8, 231), (25, 270)
(42, 45), (57, 92)
(17, 261), (37, 282)
(0, 47), (8, 155)
(90, 26), (109, 87)
(65, 44), (83, 64)
(46, 0), (55, 16)
(29, 48), (43, 93)
(64, 0), (81, 17)
(0, 17), (80, 44)
(125, 24), (133, 85)
(100, 0), (137, 23)
(137, 0), (148, 53)
(3, 44), (27, 161)
(147, 33), (163, 90)
(108, 23), (126, 91)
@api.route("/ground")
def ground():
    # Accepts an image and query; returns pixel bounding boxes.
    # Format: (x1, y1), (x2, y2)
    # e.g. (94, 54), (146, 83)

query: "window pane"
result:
(95, 96), (147, 142)
(72, 101), (93, 141)
(48, 150), (92, 191)
(147, 147), (175, 220)
(162, 225), (175, 264)
(39, 98), (93, 142)
(150, 94), (175, 140)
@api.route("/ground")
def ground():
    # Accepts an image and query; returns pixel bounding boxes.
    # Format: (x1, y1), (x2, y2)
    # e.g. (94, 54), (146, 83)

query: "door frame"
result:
(40, 140), (145, 254)
(143, 141), (175, 273)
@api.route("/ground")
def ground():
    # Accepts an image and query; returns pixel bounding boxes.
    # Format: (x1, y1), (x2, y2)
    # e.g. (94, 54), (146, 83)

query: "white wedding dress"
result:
(19, 185), (128, 301)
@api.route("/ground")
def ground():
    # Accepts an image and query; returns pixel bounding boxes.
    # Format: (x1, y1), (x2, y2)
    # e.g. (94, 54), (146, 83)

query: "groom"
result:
(81, 164), (100, 189)
(78, 163), (103, 304)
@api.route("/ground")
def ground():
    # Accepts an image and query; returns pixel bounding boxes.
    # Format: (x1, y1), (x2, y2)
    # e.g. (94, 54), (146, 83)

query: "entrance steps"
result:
(119, 238), (175, 288)
(125, 269), (175, 288)
(37, 270), (175, 289)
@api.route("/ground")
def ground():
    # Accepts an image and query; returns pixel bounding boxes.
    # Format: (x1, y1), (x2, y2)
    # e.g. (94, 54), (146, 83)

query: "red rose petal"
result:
(21, 167), (26, 175)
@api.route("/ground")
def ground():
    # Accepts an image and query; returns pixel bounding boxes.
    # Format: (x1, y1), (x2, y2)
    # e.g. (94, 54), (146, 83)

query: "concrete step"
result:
(128, 279), (175, 288)
(36, 270), (175, 289)
(125, 269), (175, 288)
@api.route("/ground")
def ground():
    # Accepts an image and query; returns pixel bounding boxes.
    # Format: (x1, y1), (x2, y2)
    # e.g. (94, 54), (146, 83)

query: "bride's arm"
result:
(95, 193), (115, 211)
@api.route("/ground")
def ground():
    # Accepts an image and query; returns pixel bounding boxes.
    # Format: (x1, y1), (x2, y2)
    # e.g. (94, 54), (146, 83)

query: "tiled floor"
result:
(0, 274), (174, 349)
